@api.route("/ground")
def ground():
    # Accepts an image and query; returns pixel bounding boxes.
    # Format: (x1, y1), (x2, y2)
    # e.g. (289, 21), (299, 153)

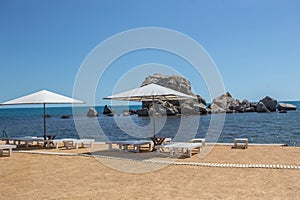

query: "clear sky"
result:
(0, 0), (300, 106)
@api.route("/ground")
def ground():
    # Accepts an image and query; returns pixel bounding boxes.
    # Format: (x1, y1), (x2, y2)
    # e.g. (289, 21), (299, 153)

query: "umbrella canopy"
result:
(1, 90), (84, 105)
(1, 90), (84, 138)
(103, 83), (196, 101)
(103, 83), (197, 139)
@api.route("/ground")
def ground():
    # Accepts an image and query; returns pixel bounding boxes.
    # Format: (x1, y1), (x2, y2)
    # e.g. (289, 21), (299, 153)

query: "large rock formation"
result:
(259, 96), (277, 112)
(209, 92), (243, 113)
(208, 94), (279, 114)
(277, 103), (297, 111)
(140, 73), (207, 115)
(209, 92), (257, 114)
(87, 107), (99, 117)
(209, 92), (234, 113)
(141, 73), (193, 95)
(133, 74), (286, 116)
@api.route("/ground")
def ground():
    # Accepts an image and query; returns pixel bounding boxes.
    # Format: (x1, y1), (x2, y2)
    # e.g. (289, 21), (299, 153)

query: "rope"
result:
(15, 150), (300, 170)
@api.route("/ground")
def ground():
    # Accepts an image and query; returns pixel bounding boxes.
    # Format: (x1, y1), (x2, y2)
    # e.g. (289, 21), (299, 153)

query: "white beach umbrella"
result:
(103, 83), (196, 102)
(103, 83), (197, 142)
(1, 90), (84, 138)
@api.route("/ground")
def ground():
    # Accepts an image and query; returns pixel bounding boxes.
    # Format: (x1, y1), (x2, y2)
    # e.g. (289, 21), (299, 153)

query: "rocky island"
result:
(103, 73), (297, 116)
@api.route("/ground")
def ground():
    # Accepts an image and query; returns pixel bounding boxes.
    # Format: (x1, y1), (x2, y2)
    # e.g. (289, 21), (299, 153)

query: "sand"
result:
(0, 144), (299, 199)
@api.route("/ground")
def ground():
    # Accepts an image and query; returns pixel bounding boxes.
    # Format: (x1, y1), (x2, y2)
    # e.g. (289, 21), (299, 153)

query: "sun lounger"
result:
(53, 139), (95, 149)
(73, 139), (95, 149)
(163, 138), (172, 144)
(106, 140), (152, 152)
(233, 138), (248, 149)
(125, 140), (152, 152)
(156, 142), (202, 157)
(0, 144), (17, 157)
(189, 138), (206, 146)
(3, 137), (44, 148)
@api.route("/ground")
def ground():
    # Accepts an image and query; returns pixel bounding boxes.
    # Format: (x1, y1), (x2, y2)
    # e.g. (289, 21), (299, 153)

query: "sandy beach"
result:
(0, 143), (299, 200)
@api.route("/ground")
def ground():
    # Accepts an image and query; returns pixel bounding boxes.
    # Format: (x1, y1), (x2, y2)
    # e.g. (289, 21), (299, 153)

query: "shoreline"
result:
(92, 141), (289, 146)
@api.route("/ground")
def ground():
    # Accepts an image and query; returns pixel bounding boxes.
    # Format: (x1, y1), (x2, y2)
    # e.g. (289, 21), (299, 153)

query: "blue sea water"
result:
(0, 102), (299, 146)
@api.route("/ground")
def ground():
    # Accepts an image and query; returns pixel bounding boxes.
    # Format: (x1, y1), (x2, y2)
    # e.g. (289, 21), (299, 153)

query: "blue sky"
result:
(0, 0), (300, 106)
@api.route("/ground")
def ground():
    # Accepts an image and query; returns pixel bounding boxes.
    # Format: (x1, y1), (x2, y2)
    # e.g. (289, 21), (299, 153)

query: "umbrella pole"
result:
(43, 103), (46, 139)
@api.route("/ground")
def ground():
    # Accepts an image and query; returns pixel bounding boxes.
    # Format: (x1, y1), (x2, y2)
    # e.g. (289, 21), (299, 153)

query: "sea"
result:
(0, 101), (299, 146)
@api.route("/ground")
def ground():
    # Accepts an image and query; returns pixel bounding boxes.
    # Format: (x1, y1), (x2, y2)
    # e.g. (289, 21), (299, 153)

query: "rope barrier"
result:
(15, 150), (300, 170)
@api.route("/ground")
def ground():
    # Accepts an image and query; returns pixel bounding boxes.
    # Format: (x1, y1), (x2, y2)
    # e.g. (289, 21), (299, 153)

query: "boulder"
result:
(87, 107), (99, 117)
(245, 107), (256, 112)
(179, 99), (207, 115)
(160, 106), (177, 116)
(206, 108), (212, 114)
(256, 102), (270, 112)
(129, 110), (137, 115)
(60, 115), (70, 119)
(181, 104), (197, 115)
(241, 99), (250, 108)
(162, 101), (178, 115)
(210, 92), (242, 114)
(209, 102), (226, 113)
(250, 103), (257, 111)
(260, 96), (277, 112)
(141, 100), (180, 116)
(103, 105), (113, 115)
(151, 101), (178, 116)
(277, 103), (297, 111)
(141, 73), (193, 95)
(137, 108), (149, 116)
(228, 99), (242, 112)
(140, 73), (207, 113)
(194, 103), (208, 115)
(196, 95), (206, 105)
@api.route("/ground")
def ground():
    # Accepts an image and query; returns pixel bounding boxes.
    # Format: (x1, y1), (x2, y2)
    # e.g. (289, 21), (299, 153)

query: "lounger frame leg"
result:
(8, 148), (12, 157)
(188, 150), (192, 157)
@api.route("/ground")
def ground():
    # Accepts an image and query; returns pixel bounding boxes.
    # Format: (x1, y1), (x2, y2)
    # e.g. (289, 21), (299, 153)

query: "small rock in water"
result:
(61, 115), (70, 119)
(87, 107), (99, 117)
(103, 105), (113, 115)
(277, 103), (297, 111)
